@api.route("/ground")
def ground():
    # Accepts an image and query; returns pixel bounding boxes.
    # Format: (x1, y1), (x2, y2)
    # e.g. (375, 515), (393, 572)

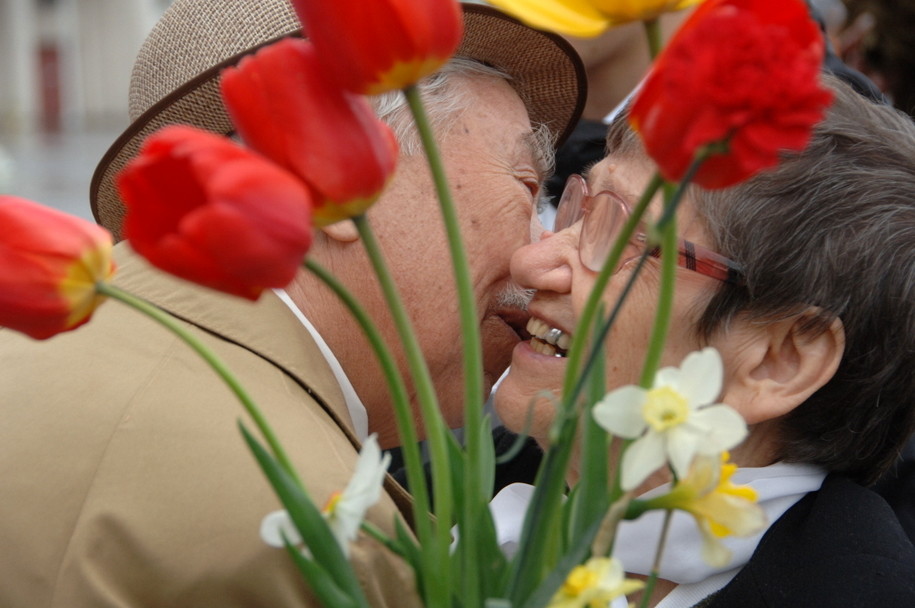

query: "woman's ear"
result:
(716, 309), (845, 425)
(319, 219), (359, 243)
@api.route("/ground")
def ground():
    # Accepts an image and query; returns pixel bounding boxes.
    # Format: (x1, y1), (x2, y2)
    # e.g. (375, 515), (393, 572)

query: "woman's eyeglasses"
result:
(554, 174), (745, 286)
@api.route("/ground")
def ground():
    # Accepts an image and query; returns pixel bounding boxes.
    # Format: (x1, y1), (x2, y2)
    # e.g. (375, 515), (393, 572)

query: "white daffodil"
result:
(592, 347), (747, 491)
(645, 452), (767, 567)
(548, 556), (644, 608)
(260, 434), (391, 557)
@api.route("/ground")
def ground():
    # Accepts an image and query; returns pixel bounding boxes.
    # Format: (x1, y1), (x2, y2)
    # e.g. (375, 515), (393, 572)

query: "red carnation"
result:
(630, 0), (833, 189)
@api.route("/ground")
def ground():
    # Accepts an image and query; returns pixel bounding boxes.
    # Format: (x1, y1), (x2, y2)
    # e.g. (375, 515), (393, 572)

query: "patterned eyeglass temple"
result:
(645, 239), (746, 287)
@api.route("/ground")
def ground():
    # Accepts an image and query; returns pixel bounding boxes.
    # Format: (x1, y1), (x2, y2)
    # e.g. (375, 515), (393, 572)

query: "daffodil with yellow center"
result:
(549, 557), (644, 608)
(592, 347), (748, 491)
(487, 0), (703, 38)
(645, 452), (766, 567)
(643, 385), (690, 431)
(260, 434), (391, 558)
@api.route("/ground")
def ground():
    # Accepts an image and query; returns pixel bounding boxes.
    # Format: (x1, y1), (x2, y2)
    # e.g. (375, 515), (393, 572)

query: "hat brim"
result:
(90, 4), (586, 240)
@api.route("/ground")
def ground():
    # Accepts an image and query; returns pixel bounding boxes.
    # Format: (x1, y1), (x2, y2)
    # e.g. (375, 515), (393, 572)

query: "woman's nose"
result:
(510, 224), (579, 293)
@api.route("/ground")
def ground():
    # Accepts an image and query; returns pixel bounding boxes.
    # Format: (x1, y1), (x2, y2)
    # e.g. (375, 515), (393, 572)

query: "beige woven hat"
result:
(90, 0), (587, 241)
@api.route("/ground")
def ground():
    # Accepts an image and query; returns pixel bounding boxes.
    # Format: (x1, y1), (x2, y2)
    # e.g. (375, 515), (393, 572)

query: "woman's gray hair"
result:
(608, 74), (915, 484)
(370, 56), (555, 176)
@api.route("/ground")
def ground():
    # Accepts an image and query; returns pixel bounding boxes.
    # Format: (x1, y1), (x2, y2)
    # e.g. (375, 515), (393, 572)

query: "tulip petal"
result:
(0, 196), (115, 339)
(291, 0), (462, 94)
(118, 126), (313, 299)
(488, 0), (609, 37)
(220, 39), (398, 223)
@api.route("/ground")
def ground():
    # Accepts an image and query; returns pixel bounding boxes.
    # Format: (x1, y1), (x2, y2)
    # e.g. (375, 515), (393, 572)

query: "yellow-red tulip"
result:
(117, 126), (313, 300)
(221, 38), (399, 226)
(289, 0), (463, 94)
(0, 196), (115, 340)
(487, 0), (702, 37)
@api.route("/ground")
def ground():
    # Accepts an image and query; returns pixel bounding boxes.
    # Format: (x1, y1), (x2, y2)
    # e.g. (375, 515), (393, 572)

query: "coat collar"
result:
(111, 244), (417, 523)
(111, 243), (357, 444)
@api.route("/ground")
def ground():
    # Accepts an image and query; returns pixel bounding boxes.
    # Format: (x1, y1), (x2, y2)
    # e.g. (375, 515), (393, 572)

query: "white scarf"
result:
(488, 462), (825, 607)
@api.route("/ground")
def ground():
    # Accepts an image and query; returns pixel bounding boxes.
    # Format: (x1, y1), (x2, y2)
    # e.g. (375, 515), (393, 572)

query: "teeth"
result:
(531, 338), (559, 357)
(544, 328), (563, 345)
(525, 316), (572, 357)
(525, 317), (571, 344)
(526, 317), (547, 337)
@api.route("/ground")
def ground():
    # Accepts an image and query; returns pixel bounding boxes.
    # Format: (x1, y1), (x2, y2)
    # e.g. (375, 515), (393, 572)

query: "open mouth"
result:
(527, 317), (571, 358)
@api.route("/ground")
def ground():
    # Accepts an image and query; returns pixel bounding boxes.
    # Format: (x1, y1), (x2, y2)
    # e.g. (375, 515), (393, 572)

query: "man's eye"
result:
(521, 178), (540, 199)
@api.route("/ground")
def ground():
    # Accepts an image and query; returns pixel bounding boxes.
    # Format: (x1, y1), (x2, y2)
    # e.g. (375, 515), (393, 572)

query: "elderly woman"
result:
(493, 75), (915, 606)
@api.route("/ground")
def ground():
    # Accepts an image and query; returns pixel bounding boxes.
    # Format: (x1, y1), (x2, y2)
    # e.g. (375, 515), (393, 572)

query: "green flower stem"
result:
(654, 147), (717, 232)
(569, 252), (651, 407)
(637, 146), (716, 392)
(404, 83), (487, 604)
(643, 18), (662, 60)
(562, 173), (664, 400)
(350, 213), (452, 606)
(507, 174), (664, 603)
(96, 282), (302, 487)
(637, 510), (673, 608)
(402, 85), (483, 424)
(638, 182), (678, 388)
(304, 258), (432, 544)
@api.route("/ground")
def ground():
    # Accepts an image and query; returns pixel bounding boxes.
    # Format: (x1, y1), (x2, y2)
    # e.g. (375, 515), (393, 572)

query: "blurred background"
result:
(0, 0), (170, 220)
(0, 0), (911, 224)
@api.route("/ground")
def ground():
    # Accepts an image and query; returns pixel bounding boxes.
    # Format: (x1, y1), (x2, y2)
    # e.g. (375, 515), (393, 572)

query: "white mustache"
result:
(497, 284), (534, 310)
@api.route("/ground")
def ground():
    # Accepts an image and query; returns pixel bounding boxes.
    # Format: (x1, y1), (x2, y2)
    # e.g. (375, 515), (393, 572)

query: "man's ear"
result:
(319, 219), (360, 243)
(717, 308), (845, 425)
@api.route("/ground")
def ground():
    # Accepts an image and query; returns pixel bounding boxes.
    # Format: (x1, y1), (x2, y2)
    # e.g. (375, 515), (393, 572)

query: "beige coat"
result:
(0, 244), (420, 607)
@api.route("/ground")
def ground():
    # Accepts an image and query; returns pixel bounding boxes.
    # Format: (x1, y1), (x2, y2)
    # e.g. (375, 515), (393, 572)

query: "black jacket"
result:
(704, 474), (915, 607)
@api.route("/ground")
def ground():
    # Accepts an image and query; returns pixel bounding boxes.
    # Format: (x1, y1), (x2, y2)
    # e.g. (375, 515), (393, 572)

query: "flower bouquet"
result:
(0, 0), (833, 606)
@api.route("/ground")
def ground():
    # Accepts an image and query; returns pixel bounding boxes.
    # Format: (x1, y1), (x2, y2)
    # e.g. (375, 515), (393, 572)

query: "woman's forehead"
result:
(586, 154), (707, 234)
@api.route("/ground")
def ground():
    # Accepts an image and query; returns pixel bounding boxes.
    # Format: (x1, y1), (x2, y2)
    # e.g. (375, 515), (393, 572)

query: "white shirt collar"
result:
(274, 288), (369, 441)
(488, 462), (826, 607)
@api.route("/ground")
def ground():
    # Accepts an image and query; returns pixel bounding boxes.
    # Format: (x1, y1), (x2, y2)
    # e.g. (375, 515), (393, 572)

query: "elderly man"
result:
(0, 1), (585, 606)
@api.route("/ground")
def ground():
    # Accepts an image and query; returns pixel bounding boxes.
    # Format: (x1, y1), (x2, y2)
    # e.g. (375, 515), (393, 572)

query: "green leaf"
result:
(282, 539), (359, 608)
(239, 422), (369, 607)
(519, 514), (604, 608)
(566, 341), (610, 546)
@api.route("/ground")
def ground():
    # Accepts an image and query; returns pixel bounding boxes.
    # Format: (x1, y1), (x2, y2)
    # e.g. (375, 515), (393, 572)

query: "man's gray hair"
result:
(371, 57), (555, 177)
(607, 74), (915, 484)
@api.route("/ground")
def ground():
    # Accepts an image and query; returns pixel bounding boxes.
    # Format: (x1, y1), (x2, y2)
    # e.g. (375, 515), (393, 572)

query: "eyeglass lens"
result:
(556, 175), (631, 272)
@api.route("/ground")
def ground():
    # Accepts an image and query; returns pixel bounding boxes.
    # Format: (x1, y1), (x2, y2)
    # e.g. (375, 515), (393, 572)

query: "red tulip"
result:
(629, 0), (833, 189)
(220, 38), (399, 226)
(0, 196), (115, 340)
(289, 0), (463, 95)
(117, 126), (313, 300)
